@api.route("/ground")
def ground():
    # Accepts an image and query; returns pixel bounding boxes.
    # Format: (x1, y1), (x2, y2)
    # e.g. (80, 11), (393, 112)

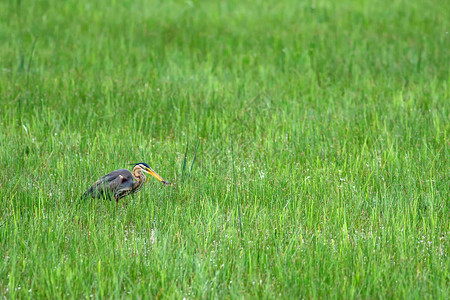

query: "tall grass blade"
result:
(26, 36), (38, 87)
(188, 139), (200, 178)
(231, 140), (243, 238)
(181, 142), (189, 182)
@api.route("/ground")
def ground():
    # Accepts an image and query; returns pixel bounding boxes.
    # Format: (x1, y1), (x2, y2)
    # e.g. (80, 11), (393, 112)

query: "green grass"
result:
(0, 0), (449, 298)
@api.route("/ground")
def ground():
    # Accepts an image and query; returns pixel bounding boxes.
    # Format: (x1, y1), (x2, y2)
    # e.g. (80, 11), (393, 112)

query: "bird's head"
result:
(134, 162), (170, 184)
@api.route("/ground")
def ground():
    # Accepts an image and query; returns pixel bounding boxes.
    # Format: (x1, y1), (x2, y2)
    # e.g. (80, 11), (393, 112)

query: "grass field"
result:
(0, 0), (449, 298)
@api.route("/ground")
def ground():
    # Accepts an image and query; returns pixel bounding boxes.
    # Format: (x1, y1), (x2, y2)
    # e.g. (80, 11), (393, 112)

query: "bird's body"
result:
(83, 163), (168, 201)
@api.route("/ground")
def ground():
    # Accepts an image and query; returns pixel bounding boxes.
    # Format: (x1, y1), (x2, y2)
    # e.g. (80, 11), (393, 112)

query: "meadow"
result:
(0, 0), (449, 298)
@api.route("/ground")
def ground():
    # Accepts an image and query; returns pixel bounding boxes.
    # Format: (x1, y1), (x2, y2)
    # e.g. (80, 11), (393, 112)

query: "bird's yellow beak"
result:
(145, 167), (166, 183)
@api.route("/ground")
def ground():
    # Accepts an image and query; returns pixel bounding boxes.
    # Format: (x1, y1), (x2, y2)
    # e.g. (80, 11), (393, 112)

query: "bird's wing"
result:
(83, 169), (135, 199)
(113, 174), (137, 200)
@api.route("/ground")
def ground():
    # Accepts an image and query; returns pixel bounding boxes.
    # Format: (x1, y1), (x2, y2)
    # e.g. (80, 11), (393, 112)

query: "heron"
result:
(83, 162), (169, 201)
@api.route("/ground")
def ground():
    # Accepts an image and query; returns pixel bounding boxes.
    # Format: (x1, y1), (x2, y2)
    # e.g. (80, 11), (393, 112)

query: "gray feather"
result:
(83, 169), (137, 200)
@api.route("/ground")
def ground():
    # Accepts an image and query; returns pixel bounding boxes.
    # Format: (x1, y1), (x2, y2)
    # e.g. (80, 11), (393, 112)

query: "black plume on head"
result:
(135, 162), (150, 168)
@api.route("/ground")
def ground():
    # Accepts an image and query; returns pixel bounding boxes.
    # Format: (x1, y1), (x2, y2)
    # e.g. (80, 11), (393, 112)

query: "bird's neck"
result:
(133, 167), (146, 183)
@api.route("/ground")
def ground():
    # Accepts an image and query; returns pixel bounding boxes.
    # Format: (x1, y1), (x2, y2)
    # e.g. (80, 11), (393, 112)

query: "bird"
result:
(83, 162), (169, 201)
